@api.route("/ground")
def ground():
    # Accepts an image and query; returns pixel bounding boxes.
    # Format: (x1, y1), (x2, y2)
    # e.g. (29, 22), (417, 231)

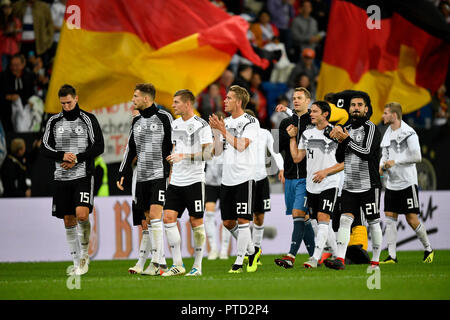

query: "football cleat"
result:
(228, 264), (243, 273)
(324, 258), (345, 270)
(246, 247), (261, 272)
(423, 250), (434, 263)
(274, 255), (295, 269)
(319, 252), (332, 265)
(303, 257), (318, 269)
(78, 256), (89, 275)
(380, 255), (398, 264)
(161, 265), (186, 277)
(159, 264), (168, 275)
(185, 267), (202, 277)
(369, 261), (380, 270)
(128, 265), (144, 274)
(141, 263), (161, 276)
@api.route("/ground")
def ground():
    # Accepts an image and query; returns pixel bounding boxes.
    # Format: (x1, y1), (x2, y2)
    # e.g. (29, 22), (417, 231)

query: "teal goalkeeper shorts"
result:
(284, 178), (308, 215)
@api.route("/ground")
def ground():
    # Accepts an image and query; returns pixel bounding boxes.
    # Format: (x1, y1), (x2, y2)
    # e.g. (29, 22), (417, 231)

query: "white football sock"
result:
(164, 222), (183, 266)
(385, 216), (398, 259)
(77, 219), (91, 257)
(327, 219), (338, 257)
(369, 219), (382, 263)
(252, 224), (264, 249)
(150, 219), (163, 265)
(415, 223), (432, 252)
(66, 225), (80, 268)
(313, 222), (329, 261)
(336, 215), (354, 260)
(235, 223), (251, 265)
(228, 223), (238, 240)
(204, 211), (218, 252)
(159, 228), (167, 266)
(192, 224), (206, 270)
(310, 218), (318, 241)
(220, 226), (232, 255)
(137, 229), (150, 269)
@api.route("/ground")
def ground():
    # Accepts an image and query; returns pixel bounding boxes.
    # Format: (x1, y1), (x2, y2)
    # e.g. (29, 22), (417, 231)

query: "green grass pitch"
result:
(1, 250), (449, 300)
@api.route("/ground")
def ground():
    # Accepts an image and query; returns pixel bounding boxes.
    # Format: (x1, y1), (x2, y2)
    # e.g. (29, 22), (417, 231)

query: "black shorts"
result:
(205, 185), (221, 203)
(52, 176), (94, 219)
(307, 187), (339, 219)
(135, 178), (167, 211)
(254, 177), (271, 213)
(164, 182), (205, 218)
(132, 201), (146, 226)
(384, 185), (420, 215)
(341, 187), (381, 221)
(220, 180), (255, 222)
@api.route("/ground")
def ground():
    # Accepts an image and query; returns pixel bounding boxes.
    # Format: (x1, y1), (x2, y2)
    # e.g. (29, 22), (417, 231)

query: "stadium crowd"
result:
(0, 0), (449, 198)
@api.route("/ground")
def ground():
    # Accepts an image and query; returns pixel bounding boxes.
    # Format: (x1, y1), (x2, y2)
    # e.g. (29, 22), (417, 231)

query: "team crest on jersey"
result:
(187, 123), (195, 135)
(74, 126), (84, 135)
(237, 122), (244, 131)
(355, 133), (363, 142)
(136, 125), (142, 133)
(150, 123), (158, 131)
(57, 127), (64, 134)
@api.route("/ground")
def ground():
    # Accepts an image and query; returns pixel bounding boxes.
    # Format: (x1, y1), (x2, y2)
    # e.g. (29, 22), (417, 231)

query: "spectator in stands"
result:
(250, 71), (268, 127)
(0, 53), (36, 134)
(232, 64), (256, 112)
(287, 47), (319, 90)
(1, 137), (32, 197)
(270, 95), (290, 129)
(0, 0), (22, 71)
(13, 0), (54, 66)
(290, 0), (322, 62)
(431, 84), (449, 127)
(264, 35), (295, 83)
(198, 83), (223, 120)
(49, 0), (66, 58)
(267, 0), (295, 53)
(286, 72), (315, 105)
(250, 10), (279, 49)
(310, 0), (330, 34)
(27, 52), (48, 97)
(218, 68), (234, 102)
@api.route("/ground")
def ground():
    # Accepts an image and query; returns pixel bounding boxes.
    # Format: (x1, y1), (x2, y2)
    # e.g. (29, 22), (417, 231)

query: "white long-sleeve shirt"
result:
(255, 128), (284, 181)
(380, 121), (421, 190)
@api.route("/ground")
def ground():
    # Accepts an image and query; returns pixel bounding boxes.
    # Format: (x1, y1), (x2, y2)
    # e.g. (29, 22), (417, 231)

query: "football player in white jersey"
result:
(209, 85), (262, 273)
(287, 101), (343, 268)
(380, 102), (433, 263)
(204, 111), (233, 261)
(161, 89), (213, 277)
(244, 109), (284, 262)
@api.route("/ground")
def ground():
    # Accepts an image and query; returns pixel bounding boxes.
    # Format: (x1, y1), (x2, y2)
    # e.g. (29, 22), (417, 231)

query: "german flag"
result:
(317, 0), (450, 124)
(45, 0), (269, 114)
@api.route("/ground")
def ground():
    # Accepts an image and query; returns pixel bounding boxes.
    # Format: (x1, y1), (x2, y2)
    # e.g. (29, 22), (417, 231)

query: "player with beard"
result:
(326, 93), (383, 270)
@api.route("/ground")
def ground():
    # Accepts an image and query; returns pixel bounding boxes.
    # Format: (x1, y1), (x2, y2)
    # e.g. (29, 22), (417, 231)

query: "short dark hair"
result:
(174, 89), (195, 104)
(312, 100), (331, 120)
(11, 53), (25, 64)
(350, 93), (370, 106)
(58, 84), (77, 97)
(135, 83), (156, 100)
